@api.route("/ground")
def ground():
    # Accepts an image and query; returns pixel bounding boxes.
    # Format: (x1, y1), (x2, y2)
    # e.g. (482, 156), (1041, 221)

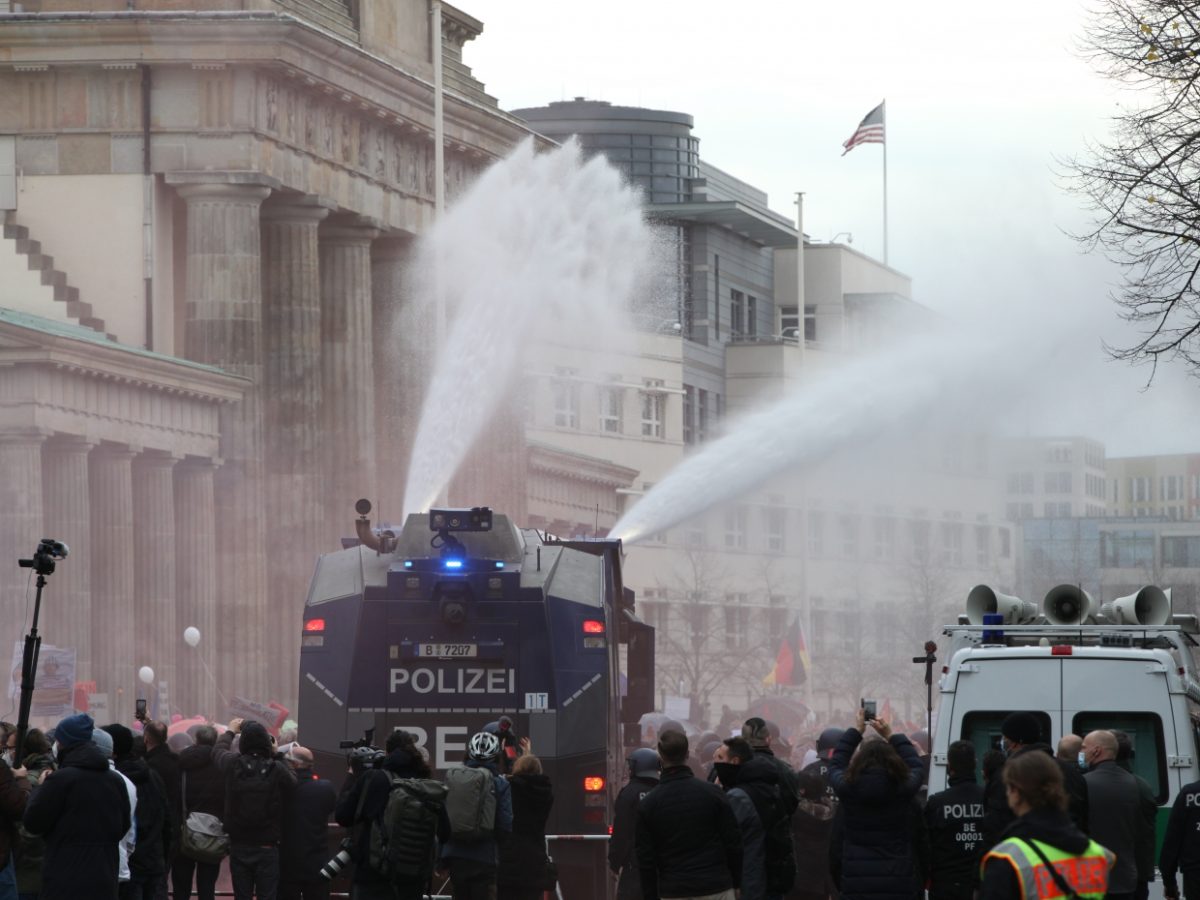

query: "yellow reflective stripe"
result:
(983, 847), (1037, 900)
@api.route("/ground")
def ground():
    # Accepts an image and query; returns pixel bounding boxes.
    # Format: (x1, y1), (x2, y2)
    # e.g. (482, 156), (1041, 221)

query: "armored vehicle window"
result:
(960, 710), (1052, 780)
(1072, 712), (1167, 803)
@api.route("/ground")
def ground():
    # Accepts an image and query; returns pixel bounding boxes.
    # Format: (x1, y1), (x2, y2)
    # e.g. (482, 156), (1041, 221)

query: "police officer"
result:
(924, 740), (986, 900)
(1160, 776), (1200, 900)
(609, 748), (660, 900)
(980, 752), (1113, 900)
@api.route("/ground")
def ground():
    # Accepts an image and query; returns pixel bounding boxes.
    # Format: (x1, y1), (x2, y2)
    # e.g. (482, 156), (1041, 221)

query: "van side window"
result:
(960, 711), (1053, 780)
(1072, 712), (1167, 803)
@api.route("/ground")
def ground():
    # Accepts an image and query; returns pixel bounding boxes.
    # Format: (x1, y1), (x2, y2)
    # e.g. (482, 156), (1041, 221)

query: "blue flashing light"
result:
(443, 559), (464, 570)
(494, 561), (505, 569)
(403, 560), (413, 569)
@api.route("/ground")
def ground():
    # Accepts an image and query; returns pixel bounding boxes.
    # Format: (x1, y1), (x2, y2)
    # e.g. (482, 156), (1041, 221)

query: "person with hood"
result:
(497, 752), (554, 900)
(172, 725), (226, 900)
(924, 740), (986, 900)
(279, 746), (336, 900)
(980, 751), (1113, 900)
(13, 727), (54, 899)
(211, 718), (297, 900)
(22, 713), (131, 900)
(981, 713), (1088, 850)
(742, 718), (800, 816)
(440, 731), (514, 900)
(609, 748), (659, 900)
(827, 708), (924, 900)
(105, 724), (171, 900)
(787, 728), (840, 900)
(335, 729), (450, 900)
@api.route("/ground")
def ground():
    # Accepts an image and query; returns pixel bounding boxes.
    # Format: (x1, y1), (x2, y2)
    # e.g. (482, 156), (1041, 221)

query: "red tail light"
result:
(583, 776), (605, 792)
(583, 620), (605, 634)
(1051, 645), (1072, 656)
(304, 618), (326, 633)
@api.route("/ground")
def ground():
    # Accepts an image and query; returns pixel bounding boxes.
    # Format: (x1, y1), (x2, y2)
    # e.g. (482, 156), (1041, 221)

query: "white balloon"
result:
(183, 627), (201, 648)
(138, 666), (155, 685)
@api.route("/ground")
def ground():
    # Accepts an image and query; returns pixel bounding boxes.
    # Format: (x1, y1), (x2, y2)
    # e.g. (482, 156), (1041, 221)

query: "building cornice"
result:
(527, 442), (640, 489)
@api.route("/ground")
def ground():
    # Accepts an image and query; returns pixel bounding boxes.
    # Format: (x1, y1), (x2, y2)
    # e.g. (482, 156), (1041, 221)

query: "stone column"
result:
(260, 197), (330, 707)
(320, 217), (380, 545)
(90, 443), (137, 723)
(372, 234), (418, 523)
(42, 435), (95, 682)
(175, 458), (219, 720)
(133, 452), (178, 718)
(0, 429), (48, 687)
(168, 173), (273, 703)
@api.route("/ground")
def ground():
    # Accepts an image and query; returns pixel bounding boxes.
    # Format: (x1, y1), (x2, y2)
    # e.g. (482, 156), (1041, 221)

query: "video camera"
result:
(338, 728), (382, 774)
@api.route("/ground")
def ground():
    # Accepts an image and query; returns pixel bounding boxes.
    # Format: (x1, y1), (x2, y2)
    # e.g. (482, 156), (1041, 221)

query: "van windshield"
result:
(1073, 712), (1167, 802)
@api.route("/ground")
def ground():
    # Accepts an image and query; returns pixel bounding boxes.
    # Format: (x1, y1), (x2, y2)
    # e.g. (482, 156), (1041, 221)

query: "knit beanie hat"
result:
(91, 727), (114, 759)
(103, 723), (134, 760)
(1001, 712), (1042, 746)
(53, 713), (94, 750)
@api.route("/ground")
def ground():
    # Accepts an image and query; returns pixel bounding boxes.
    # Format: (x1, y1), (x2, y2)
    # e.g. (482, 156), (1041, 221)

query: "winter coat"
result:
(498, 772), (554, 890)
(115, 756), (170, 880)
(145, 743), (182, 855)
(1160, 778), (1200, 894)
(924, 775), (986, 900)
(610, 776), (657, 900)
(178, 743), (225, 818)
(14, 751), (53, 893)
(0, 757), (31, 864)
(788, 758), (837, 900)
(982, 744), (1088, 850)
(635, 764), (743, 900)
(736, 756), (797, 895)
(726, 784), (766, 900)
(827, 729), (925, 900)
(752, 746), (801, 816)
(22, 741), (132, 900)
(439, 757), (513, 867)
(211, 728), (297, 846)
(1084, 759), (1147, 894)
(979, 807), (1093, 900)
(280, 769), (337, 883)
(335, 747), (451, 886)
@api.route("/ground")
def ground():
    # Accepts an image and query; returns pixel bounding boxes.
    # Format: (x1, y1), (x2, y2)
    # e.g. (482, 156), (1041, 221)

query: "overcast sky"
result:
(461, 0), (1200, 457)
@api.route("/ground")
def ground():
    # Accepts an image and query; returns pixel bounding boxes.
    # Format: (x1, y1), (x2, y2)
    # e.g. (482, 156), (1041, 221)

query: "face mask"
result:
(1077, 751), (1088, 771)
(1, 750), (13, 767)
(713, 762), (740, 787)
(999, 738), (1009, 755)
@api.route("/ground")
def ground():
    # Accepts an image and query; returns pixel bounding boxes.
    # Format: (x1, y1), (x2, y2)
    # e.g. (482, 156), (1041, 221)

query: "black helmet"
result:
(816, 728), (844, 753)
(627, 748), (660, 781)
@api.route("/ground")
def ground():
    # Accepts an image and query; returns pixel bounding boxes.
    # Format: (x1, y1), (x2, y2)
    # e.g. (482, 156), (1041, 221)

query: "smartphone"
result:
(861, 698), (877, 719)
(135, 698), (147, 720)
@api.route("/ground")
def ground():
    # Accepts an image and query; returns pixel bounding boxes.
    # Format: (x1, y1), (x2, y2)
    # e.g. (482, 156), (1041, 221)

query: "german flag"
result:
(762, 616), (809, 686)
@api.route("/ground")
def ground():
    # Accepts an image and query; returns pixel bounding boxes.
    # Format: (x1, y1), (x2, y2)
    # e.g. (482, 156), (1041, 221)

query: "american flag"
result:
(842, 102), (885, 155)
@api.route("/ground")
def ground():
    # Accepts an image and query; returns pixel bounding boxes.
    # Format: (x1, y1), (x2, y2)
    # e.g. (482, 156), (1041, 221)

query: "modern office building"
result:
(1107, 452), (1200, 521)
(1000, 436), (1109, 521)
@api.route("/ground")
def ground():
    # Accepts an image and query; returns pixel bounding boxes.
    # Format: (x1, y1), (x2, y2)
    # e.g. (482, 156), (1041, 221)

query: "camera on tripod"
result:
(338, 727), (382, 774)
(18, 539), (69, 577)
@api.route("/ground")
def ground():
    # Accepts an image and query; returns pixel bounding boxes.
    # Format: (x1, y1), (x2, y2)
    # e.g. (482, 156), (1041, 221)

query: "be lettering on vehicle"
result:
(390, 667), (516, 695)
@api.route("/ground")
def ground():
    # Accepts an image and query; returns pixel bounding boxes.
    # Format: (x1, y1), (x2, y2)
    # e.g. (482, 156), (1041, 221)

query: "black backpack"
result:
(225, 755), (279, 834)
(361, 773), (448, 882)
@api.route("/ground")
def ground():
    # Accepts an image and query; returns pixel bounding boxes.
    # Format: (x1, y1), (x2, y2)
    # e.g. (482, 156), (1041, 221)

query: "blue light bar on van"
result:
(403, 560), (413, 569)
(443, 559), (464, 570)
(494, 561), (505, 569)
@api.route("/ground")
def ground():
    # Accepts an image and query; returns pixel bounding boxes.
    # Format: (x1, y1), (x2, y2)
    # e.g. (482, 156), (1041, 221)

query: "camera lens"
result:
(320, 848), (352, 880)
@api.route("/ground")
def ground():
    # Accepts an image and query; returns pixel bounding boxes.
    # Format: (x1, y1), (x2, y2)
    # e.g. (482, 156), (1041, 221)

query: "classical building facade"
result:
(0, 0), (539, 721)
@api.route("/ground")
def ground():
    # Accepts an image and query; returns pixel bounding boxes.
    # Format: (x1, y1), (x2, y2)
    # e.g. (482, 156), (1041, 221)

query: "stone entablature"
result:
(0, 309), (243, 457)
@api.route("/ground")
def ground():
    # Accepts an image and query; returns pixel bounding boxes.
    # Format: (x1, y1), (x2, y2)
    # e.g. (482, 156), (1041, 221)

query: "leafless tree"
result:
(1071, 1), (1200, 376)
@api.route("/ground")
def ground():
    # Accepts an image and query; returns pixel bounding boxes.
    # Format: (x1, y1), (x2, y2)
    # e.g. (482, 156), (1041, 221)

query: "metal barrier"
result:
(545, 833), (611, 900)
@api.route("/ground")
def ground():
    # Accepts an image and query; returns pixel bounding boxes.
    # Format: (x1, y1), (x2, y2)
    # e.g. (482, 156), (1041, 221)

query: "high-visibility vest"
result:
(982, 837), (1115, 900)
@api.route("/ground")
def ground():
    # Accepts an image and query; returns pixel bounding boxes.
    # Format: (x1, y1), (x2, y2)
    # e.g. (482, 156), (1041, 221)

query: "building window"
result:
(840, 514), (859, 560)
(808, 511), (824, 557)
(1101, 530), (1156, 568)
(1163, 475), (1184, 502)
(976, 525), (990, 567)
(598, 383), (623, 434)
(746, 296), (757, 337)
(941, 522), (963, 567)
(1164, 536), (1200, 567)
(683, 385), (695, 445)
(640, 380), (665, 438)
(1045, 472), (1072, 494)
(724, 505), (747, 549)
(768, 595), (788, 635)
(999, 528), (1012, 558)
(805, 305), (817, 342)
(730, 289), (745, 337)
(1006, 503), (1020, 521)
(686, 524), (706, 548)
(697, 389), (710, 442)
(873, 517), (896, 561)
(1007, 473), (1021, 494)
(1132, 477), (1151, 503)
(780, 306), (799, 340)
(552, 368), (580, 429)
(765, 506), (786, 553)
(713, 254), (720, 339)
(1020, 502), (1034, 519)
(725, 607), (750, 650)
(909, 519), (931, 562)
(1020, 472), (1034, 493)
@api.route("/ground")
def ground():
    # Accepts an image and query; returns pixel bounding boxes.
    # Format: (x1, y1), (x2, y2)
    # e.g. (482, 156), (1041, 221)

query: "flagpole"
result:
(881, 99), (889, 266)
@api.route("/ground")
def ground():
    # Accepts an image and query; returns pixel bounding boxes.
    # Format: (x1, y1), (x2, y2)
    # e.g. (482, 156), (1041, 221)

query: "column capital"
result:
(0, 427), (53, 446)
(93, 441), (142, 461)
(261, 194), (336, 225)
(134, 450), (183, 469)
(167, 171), (277, 205)
(321, 214), (383, 245)
(372, 233), (415, 262)
(179, 455), (223, 472)
(45, 433), (98, 454)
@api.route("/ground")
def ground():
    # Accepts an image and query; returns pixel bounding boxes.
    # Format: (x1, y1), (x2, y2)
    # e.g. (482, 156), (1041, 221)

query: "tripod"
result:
(15, 539), (68, 762)
(911, 640), (937, 736)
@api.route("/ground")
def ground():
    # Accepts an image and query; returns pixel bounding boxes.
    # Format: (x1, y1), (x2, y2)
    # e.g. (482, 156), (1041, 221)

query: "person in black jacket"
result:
(610, 749), (659, 900)
(498, 752), (554, 900)
(335, 729), (450, 900)
(105, 724), (172, 900)
(827, 709), (925, 900)
(172, 725), (226, 900)
(787, 729), (839, 900)
(144, 719), (183, 891)
(924, 740), (986, 900)
(212, 718), (298, 900)
(636, 729), (742, 900)
(742, 718), (800, 816)
(23, 713), (132, 900)
(1161, 777), (1200, 900)
(280, 746), (337, 900)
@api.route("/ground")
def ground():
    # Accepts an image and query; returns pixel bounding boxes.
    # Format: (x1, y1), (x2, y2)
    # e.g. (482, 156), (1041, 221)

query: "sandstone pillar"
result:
(0, 429), (48, 688)
(169, 174), (272, 704)
(320, 217), (380, 545)
(175, 458), (220, 720)
(133, 452), (178, 717)
(371, 234), (418, 523)
(42, 435), (95, 683)
(261, 198), (330, 707)
(90, 443), (137, 723)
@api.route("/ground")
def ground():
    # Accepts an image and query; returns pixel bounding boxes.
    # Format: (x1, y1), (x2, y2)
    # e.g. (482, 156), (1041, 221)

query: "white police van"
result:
(929, 583), (1200, 849)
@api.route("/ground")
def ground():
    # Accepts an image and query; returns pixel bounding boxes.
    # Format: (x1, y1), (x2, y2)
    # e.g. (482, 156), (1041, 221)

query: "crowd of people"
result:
(11, 705), (1200, 900)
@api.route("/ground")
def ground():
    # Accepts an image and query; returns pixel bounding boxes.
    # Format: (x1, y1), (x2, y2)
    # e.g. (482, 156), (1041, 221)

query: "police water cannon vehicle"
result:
(298, 502), (656, 900)
(932, 582), (1200, 849)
